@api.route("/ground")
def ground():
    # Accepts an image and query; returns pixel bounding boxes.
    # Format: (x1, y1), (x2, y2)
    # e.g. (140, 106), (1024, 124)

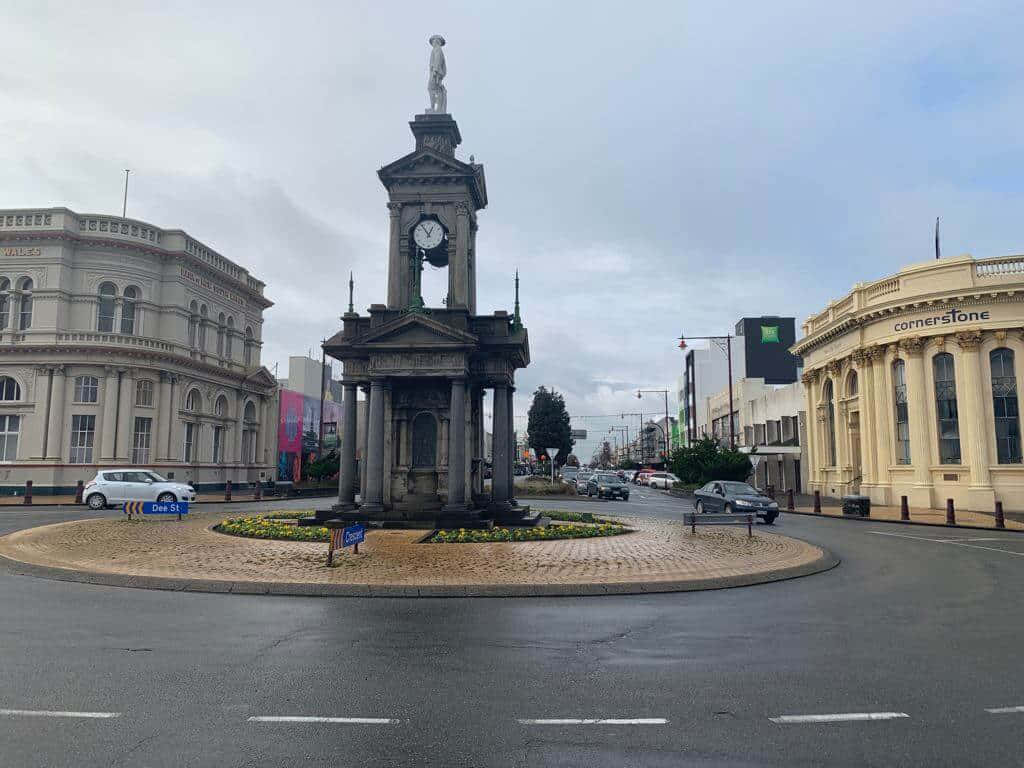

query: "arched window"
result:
(121, 286), (138, 334)
(991, 348), (1022, 464)
(244, 401), (256, 421)
(0, 278), (10, 329)
(225, 317), (234, 357)
(197, 305), (208, 350)
(135, 379), (154, 407)
(188, 301), (198, 348)
(186, 389), (201, 413)
(73, 375), (98, 403)
(244, 326), (254, 366)
(216, 312), (226, 357)
(18, 278), (32, 330)
(98, 282), (117, 332)
(846, 371), (858, 397)
(215, 395), (228, 417)
(0, 376), (21, 401)
(933, 352), (960, 464)
(823, 379), (837, 466)
(893, 359), (910, 464)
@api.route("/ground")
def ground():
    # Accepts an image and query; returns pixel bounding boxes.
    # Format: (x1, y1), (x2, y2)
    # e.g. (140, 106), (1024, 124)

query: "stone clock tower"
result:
(322, 39), (532, 528)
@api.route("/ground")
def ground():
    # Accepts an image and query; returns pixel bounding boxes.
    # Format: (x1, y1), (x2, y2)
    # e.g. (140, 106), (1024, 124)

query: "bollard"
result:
(690, 514), (696, 535)
(225, 480), (232, 502)
(75, 480), (84, 504)
(900, 495), (909, 521)
(813, 490), (821, 515)
(994, 501), (1005, 530)
(946, 498), (956, 526)
(787, 488), (795, 511)
(747, 514), (753, 538)
(24, 480), (32, 505)
(254, 481), (262, 501)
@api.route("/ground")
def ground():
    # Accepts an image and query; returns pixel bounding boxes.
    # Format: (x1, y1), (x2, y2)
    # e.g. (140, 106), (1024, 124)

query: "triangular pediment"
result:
(356, 313), (478, 349)
(378, 147), (474, 180)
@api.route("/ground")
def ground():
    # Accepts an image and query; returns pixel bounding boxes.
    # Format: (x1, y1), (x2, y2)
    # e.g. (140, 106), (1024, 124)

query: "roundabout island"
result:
(0, 507), (836, 597)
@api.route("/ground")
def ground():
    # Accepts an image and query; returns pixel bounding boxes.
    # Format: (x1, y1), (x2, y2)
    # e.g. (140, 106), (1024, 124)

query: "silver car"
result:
(83, 469), (197, 510)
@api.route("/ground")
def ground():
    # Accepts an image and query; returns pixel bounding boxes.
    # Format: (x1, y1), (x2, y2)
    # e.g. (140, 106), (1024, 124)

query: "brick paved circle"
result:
(0, 511), (836, 597)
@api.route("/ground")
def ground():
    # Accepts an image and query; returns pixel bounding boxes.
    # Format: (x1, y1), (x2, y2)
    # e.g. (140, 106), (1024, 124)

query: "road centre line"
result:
(869, 531), (1024, 557)
(985, 706), (1024, 714)
(247, 716), (396, 724)
(0, 709), (122, 719)
(769, 712), (909, 724)
(518, 718), (667, 725)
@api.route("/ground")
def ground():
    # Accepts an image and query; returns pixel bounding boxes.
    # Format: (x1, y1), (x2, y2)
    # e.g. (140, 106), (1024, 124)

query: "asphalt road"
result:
(0, 490), (1022, 767)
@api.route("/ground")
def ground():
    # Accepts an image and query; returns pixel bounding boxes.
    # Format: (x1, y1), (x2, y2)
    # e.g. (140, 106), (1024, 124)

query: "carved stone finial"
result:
(512, 269), (522, 330)
(955, 330), (983, 350)
(348, 271), (354, 314)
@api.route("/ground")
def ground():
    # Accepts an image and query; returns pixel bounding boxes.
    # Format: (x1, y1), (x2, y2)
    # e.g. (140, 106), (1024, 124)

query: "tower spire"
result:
(348, 271), (354, 314)
(512, 269), (522, 330)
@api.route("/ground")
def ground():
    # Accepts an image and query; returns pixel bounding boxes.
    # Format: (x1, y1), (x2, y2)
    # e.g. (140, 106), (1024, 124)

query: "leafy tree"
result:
(304, 450), (339, 481)
(668, 437), (752, 484)
(526, 386), (574, 467)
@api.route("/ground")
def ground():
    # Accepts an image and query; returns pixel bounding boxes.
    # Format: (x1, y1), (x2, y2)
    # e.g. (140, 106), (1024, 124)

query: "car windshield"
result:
(723, 482), (759, 495)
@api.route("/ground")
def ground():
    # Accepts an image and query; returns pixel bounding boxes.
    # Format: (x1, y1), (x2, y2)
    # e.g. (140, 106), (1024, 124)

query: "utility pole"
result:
(318, 338), (326, 456)
(678, 333), (735, 448)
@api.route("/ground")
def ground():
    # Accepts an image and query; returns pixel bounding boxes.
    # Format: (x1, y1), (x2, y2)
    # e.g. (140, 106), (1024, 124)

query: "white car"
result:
(83, 469), (197, 510)
(647, 472), (680, 490)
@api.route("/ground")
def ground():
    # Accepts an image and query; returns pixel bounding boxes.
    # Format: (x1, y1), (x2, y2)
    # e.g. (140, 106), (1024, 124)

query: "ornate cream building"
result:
(793, 254), (1024, 512)
(0, 208), (277, 494)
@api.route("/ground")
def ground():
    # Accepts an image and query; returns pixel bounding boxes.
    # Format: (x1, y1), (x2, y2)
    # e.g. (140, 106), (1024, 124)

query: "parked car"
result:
(83, 469), (198, 510)
(647, 472), (680, 490)
(586, 472), (630, 500)
(636, 470), (656, 486)
(692, 480), (780, 524)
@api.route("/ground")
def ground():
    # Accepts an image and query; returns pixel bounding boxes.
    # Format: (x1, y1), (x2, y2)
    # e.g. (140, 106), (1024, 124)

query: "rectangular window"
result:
(933, 354), (961, 464)
(241, 430), (252, 465)
(69, 415), (95, 464)
(132, 417), (152, 464)
(183, 422), (197, 463)
(212, 426), (223, 464)
(893, 361), (911, 464)
(135, 379), (154, 407)
(991, 349), (1022, 464)
(74, 376), (99, 403)
(0, 414), (19, 461)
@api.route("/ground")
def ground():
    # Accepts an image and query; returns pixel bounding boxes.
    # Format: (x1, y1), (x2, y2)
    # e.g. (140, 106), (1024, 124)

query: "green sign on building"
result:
(761, 325), (780, 343)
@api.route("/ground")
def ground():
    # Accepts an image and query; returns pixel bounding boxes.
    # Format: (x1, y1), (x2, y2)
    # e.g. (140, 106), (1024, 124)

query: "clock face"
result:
(413, 220), (445, 251)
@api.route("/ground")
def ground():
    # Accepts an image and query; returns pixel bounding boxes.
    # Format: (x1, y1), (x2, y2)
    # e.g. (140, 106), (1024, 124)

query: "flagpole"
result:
(935, 217), (940, 260)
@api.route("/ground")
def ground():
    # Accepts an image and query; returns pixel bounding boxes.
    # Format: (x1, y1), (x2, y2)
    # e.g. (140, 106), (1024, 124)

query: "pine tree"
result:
(526, 386), (573, 467)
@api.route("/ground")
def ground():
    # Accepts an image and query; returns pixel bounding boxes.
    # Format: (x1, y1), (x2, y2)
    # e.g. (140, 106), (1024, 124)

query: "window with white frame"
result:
(69, 415), (95, 464)
(135, 379), (154, 407)
(121, 286), (139, 334)
(74, 376), (99, 403)
(0, 376), (21, 401)
(217, 312), (225, 356)
(225, 317), (234, 357)
(0, 278), (9, 329)
(17, 278), (32, 330)
(184, 422), (199, 463)
(97, 282), (117, 332)
(132, 417), (152, 464)
(0, 414), (19, 461)
(213, 425), (224, 464)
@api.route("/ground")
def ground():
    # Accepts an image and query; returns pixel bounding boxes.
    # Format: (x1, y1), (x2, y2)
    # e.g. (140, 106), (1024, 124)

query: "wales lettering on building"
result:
(179, 266), (247, 307)
(893, 307), (991, 333)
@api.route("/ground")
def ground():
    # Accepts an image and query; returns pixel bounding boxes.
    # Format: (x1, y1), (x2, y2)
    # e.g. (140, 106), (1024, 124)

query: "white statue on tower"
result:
(427, 35), (447, 114)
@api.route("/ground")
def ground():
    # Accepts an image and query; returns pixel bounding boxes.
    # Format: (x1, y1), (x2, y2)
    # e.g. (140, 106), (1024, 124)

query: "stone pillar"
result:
(45, 365), (66, 460)
(99, 366), (119, 460)
(444, 377), (468, 511)
(361, 380), (386, 512)
(800, 370), (818, 491)
(956, 331), (996, 510)
(233, 394), (245, 464)
(359, 385), (370, 497)
(386, 203), (405, 308)
(166, 377), (180, 461)
(156, 374), (173, 461)
(870, 347), (892, 503)
(489, 384), (511, 512)
(255, 396), (266, 467)
(336, 382), (358, 510)
(451, 202), (470, 309)
(116, 368), (135, 461)
(853, 350), (876, 490)
(507, 386), (517, 505)
(900, 337), (932, 507)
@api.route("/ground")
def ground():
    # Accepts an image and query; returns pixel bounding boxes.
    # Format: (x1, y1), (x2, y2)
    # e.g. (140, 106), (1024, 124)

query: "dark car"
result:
(693, 480), (780, 524)
(586, 472), (630, 500)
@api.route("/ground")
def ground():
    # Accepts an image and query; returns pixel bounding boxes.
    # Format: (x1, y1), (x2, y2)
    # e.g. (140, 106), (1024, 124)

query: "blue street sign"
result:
(142, 501), (189, 516)
(342, 524), (365, 548)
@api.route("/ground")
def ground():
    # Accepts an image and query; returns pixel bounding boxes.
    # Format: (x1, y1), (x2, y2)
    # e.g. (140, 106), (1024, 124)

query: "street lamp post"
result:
(678, 333), (735, 449)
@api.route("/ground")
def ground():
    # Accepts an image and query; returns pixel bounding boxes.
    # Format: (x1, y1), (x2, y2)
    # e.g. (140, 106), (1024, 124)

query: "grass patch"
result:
(429, 522), (627, 543)
(216, 515), (328, 542)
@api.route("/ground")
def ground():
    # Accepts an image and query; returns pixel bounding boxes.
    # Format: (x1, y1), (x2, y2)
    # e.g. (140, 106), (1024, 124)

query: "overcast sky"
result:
(3, 1), (1023, 460)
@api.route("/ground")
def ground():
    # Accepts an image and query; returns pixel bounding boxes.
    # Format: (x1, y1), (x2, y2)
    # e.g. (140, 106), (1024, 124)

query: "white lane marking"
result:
(518, 718), (667, 725)
(986, 706), (1024, 714)
(770, 712), (909, 724)
(869, 531), (1024, 557)
(0, 709), (121, 719)
(247, 716), (396, 724)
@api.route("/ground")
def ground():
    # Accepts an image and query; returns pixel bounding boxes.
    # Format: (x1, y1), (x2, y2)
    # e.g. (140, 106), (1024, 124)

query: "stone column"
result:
(336, 382), (358, 510)
(359, 385), (370, 497)
(99, 366), (119, 460)
(444, 377), (468, 511)
(233, 394), (245, 464)
(956, 331), (996, 510)
(255, 396), (266, 467)
(166, 377), (180, 461)
(116, 368), (135, 461)
(451, 202), (470, 309)
(386, 203), (405, 308)
(800, 370), (818, 490)
(870, 347), (892, 504)
(45, 365), (66, 460)
(507, 386), (517, 505)
(853, 350), (876, 490)
(900, 337), (933, 507)
(361, 380), (386, 513)
(156, 374), (173, 461)
(489, 384), (511, 512)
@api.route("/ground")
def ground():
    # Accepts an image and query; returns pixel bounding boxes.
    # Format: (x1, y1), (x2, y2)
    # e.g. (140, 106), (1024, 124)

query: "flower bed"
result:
(429, 522), (627, 544)
(215, 516), (328, 542)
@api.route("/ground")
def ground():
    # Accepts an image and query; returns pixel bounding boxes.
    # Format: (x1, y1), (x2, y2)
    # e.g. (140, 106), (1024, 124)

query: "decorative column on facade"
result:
(359, 385), (370, 497)
(956, 330), (996, 510)
(254, 396), (266, 467)
(451, 201), (470, 309)
(827, 360), (849, 480)
(385, 203), (405, 308)
(899, 336), (933, 507)
(45, 365), (66, 460)
(438, 416), (449, 469)
(800, 369), (819, 489)
(851, 348), (876, 490)
(336, 382), (359, 511)
(233, 393), (246, 465)
(489, 383), (511, 512)
(506, 385), (517, 506)
(116, 368), (135, 461)
(361, 380), (386, 513)
(443, 377), (468, 511)
(99, 366), (119, 460)
(870, 346), (893, 504)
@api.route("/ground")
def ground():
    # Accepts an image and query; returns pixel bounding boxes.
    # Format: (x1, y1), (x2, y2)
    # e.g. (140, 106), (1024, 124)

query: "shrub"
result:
(668, 437), (753, 485)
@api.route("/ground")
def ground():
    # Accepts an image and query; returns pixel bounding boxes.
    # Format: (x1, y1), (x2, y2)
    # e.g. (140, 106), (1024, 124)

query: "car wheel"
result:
(157, 492), (176, 503)
(86, 493), (107, 510)
(695, 500), (704, 514)
(764, 511), (778, 525)
(724, 503), (733, 514)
